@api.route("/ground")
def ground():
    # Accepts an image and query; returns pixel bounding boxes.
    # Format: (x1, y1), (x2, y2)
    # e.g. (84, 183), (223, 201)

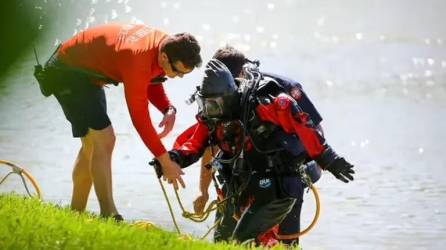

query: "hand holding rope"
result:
(149, 159), (227, 239)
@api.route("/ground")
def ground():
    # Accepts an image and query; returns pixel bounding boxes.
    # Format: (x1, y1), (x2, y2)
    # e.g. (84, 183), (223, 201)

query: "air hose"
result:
(0, 160), (42, 199)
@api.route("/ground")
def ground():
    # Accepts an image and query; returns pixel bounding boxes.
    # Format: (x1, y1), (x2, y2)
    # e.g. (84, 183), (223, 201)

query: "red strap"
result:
(256, 95), (325, 158)
(257, 225), (280, 247)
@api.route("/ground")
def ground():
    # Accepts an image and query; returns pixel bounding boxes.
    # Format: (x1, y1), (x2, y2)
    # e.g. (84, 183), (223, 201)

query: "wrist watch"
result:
(163, 105), (177, 114)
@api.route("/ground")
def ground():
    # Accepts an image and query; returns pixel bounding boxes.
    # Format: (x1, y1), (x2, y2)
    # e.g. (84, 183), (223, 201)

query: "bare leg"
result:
(88, 125), (119, 217)
(71, 136), (94, 212)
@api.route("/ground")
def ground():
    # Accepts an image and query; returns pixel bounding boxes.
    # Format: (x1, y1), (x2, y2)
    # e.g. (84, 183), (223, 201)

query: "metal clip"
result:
(210, 158), (223, 171)
(185, 86), (200, 105)
(299, 164), (313, 193)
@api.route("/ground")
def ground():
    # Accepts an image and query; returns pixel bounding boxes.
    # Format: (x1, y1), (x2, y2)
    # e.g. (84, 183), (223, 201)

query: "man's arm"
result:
(170, 122), (215, 213)
(123, 76), (166, 156)
(171, 121), (211, 167)
(147, 84), (171, 112)
(147, 84), (176, 138)
(256, 94), (354, 183)
(123, 74), (185, 189)
(193, 147), (214, 214)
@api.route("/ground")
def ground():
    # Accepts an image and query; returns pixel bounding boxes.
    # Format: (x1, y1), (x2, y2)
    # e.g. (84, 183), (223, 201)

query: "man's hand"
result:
(158, 106), (176, 138)
(157, 152), (185, 190)
(326, 157), (355, 183)
(193, 192), (209, 214)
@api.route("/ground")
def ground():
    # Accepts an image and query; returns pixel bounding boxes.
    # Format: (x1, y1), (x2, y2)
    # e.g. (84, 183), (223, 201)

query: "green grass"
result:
(0, 194), (277, 250)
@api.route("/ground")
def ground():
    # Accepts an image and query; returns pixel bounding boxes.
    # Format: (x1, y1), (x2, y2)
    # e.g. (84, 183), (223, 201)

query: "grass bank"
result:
(0, 194), (275, 250)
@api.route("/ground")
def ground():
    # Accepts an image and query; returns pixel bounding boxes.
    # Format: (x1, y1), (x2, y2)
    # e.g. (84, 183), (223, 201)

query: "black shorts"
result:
(53, 70), (111, 138)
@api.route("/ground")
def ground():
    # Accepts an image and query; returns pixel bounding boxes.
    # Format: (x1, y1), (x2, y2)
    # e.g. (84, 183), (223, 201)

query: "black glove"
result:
(148, 159), (163, 179)
(315, 146), (355, 183)
(148, 150), (187, 179)
(325, 157), (355, 183)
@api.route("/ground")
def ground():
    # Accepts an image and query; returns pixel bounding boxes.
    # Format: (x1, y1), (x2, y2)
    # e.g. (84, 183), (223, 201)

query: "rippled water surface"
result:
(1, 1), (446, 249)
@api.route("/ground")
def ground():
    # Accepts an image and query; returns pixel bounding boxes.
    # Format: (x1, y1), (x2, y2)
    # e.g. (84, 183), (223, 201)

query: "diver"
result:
(175, 46), (325, 246)
(155, 58), (355, 246)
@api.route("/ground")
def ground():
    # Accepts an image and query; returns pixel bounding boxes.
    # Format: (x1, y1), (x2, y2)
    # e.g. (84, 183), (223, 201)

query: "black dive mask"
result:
(196, 92), (240, 121)
(197, 95), (225, 119)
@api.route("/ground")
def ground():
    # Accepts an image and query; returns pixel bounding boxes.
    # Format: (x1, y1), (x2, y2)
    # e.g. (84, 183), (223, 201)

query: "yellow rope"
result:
(0, 160), (41, 199)
(0, 159), (321, 241)
(156, 177), (228, 239)
(0, 159), (227, 241)
(200, 217), (223, 240)
(174, 189), (220, 222)
(157, 178), (182, 234)
(157, 175), (321, 241)
(275, 184), (321, 240)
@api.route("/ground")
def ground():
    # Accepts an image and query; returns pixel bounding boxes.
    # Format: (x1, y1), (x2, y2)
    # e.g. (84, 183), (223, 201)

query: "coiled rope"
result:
(156, 171), (321, 241)
(156, 176), (226, 240)
(0, 159), (320, 240)
(0, 160), (42, 199)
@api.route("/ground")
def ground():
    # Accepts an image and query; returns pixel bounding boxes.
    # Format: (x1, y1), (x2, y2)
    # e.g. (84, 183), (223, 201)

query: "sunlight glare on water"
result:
(1, 0), (446, 249)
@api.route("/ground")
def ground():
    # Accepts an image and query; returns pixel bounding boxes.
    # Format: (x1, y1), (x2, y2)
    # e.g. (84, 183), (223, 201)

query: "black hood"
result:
(199, 59), (237, 98)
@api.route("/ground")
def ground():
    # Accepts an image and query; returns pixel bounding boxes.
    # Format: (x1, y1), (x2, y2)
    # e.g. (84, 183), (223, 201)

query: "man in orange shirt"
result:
(37, 23), (202, 220)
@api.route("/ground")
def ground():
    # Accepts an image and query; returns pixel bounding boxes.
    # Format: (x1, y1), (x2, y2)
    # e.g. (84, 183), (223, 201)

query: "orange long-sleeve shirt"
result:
(57, 23), (171, 157)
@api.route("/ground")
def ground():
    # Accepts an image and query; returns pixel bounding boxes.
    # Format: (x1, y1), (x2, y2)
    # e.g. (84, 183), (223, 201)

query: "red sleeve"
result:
(123, 73), (166, 157)
(256, 94), (325, 158)
(174, 121), (209, 157)
(173, 123), (199, 148)
(147, 84), (171, 113)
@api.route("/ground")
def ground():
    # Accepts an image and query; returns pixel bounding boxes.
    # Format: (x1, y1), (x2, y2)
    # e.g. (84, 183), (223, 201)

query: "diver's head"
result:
(197, 59), (240, 122)
(212, 46), (246, 78)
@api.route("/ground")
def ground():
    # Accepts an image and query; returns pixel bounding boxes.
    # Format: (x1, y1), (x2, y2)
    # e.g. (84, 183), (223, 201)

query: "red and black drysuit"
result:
(169, 78), (336, 244)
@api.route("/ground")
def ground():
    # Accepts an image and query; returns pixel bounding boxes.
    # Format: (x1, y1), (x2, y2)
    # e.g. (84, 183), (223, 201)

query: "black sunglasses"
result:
(167, 56), (186, 75)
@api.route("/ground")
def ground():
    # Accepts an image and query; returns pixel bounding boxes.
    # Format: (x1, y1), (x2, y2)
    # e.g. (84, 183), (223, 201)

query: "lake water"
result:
(1, 1), (446, 249)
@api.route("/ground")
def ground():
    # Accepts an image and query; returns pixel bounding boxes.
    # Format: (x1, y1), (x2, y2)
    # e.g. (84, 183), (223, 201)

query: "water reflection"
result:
(1, 0), (446, 249)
